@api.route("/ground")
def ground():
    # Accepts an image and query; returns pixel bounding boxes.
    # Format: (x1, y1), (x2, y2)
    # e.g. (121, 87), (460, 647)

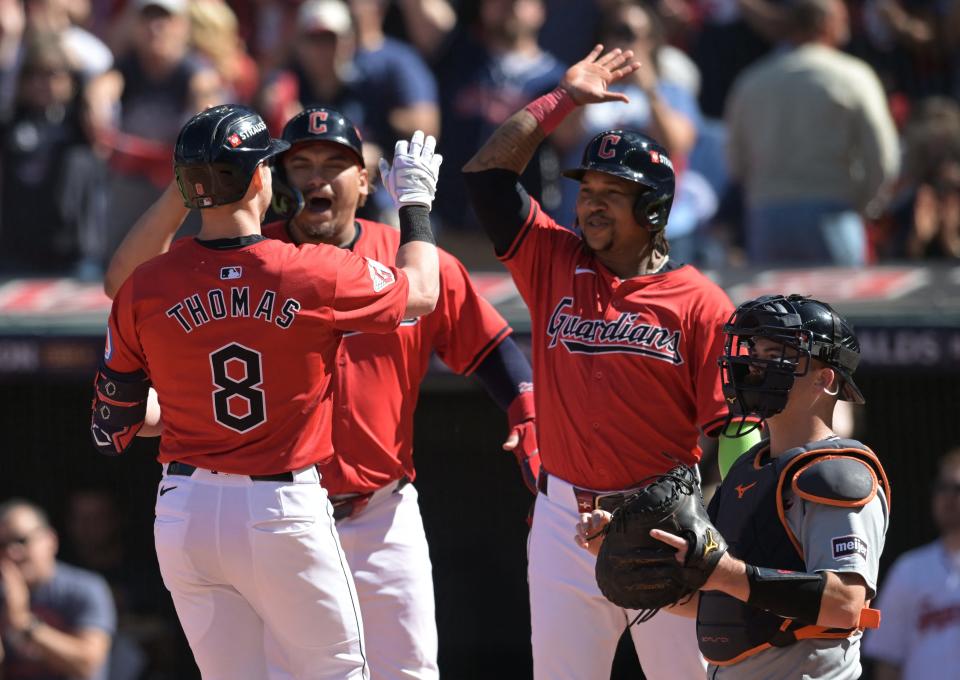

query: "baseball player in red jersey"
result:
(462, 47), (759, 679)
(90, 104), (443, 680)
(103, 107), (538, 680)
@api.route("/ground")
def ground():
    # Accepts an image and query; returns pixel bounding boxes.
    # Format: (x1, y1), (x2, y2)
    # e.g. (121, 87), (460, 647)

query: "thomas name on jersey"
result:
(165, 286), (301, 333)
(546, 296), (683, 364)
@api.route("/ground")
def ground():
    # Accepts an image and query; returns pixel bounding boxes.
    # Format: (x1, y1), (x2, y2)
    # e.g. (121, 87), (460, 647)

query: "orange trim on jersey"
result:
(499, 200), (539, 262)
(775, 446), (890, 559)
(705, 617), (880, 667)
(752, 444), (770, 471)
(704, 643), (775, 667)
(790, 455), (879, 509)
(461, 325), (512, 375)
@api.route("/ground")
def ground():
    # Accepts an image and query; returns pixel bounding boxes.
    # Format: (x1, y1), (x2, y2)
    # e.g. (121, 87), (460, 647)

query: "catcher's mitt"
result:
(594, 465), (727, 621)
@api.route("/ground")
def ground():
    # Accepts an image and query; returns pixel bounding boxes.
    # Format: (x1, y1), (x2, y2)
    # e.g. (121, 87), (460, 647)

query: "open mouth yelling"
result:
(306, 196), (333, 213)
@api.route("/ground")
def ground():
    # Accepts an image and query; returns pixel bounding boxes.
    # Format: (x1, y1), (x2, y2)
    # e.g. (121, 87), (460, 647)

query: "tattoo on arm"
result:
(463, 110), (545, 175)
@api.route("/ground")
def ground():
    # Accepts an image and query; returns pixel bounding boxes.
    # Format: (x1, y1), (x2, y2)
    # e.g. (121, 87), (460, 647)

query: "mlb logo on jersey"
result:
(832, 535), (868, 560)
(220, 266), (243, 280)
(366, 258), (395, 293)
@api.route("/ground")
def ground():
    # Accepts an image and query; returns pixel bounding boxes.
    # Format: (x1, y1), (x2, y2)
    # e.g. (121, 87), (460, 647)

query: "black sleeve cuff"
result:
(462, 168), (532, 256)
(399, 205), (436, 245)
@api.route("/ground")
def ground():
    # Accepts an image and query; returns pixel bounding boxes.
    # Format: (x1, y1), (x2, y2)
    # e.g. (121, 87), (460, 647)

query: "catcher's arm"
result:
(651, 530), (870, 629)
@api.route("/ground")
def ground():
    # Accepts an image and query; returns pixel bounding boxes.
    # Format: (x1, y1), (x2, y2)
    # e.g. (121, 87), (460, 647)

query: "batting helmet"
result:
(562, 130), (675, 230)
(270, 107), (365, 217)
(280, 107), (364, 165)
(719, 295), (865, 420)
(174, 105), (289, 209)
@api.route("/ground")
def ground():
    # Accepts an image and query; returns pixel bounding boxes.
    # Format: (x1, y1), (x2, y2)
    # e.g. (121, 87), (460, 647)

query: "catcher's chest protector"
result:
(697, 438), (887, 666)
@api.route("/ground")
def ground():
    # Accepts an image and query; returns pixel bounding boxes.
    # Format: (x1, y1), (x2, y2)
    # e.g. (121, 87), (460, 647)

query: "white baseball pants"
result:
(153, 464), (368, 680)
(336, 481), (439, 680)
(529, 472), (707, 680)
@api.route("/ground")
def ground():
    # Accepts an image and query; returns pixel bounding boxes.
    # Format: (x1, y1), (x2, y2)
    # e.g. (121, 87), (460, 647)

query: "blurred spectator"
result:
(434, 0), (565, 230)
(0, 0), (111, 123)
(863, 448), (960, 680)
(689, 0), (788, 118)
(538, 0), (600, 65)
(350, 0), (439, 142)
(188, 0), (259, 103)
(0, 33), (107, 278)
(858, 0), (952, 100)
(260, 0), (439, 222)
(726, 0), (900, 265)
(259, 0), (361, 133)
(86, 0), (219, 261)
(0, 498), (115, 680)
(553, 0), (717, 264)
(62, 489), (174, 680)
(383, 0), (457, 60)
(878, 97), (960, 259)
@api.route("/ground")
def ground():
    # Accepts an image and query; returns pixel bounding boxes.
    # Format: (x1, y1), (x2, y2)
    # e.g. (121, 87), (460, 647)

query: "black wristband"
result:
(745, 564), (826, 625)
(399, 206), (435, 246)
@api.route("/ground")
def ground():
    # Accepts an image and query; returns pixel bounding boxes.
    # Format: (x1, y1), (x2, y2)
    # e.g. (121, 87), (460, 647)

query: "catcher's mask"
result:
(562, 129), (675, 231)
(271, 106), (365, 219)
(719, 294), (864, 421)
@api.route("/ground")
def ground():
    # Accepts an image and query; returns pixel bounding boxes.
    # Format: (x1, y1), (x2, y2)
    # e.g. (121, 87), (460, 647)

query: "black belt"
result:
(167, 461), (295, 482)
(330, 477), (410, 521)
(537, 470), (634, 514)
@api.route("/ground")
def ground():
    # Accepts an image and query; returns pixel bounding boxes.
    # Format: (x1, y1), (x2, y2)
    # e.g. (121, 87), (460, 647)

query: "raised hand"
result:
(378, 130), (443, 210)
(560, 45), (642, 106)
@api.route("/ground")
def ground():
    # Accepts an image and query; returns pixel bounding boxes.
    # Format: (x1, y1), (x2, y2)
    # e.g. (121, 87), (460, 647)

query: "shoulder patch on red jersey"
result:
(365, 258), (396, 292)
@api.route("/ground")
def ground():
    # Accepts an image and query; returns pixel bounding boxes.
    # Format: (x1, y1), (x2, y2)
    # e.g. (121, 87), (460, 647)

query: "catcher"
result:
(577, 294), (890, 679)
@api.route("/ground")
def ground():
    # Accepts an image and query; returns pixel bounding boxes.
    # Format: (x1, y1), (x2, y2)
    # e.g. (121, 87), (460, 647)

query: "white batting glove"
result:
(378, 130), (443, 209)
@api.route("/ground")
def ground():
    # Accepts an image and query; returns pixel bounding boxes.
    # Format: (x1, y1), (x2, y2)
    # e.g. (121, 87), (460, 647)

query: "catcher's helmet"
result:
(719, 295), (865, 420)
(562, 129), (675, 230)
(270, 107), (365, 217)
(174, 105), (289, 209)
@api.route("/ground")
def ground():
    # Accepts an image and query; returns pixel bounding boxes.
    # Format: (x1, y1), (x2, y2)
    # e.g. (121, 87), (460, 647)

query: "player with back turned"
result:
(89, 104), (442, 680)
(102, 106), (538, 680)
(580, 294), (891, 680)
(462, 46), (760, 679)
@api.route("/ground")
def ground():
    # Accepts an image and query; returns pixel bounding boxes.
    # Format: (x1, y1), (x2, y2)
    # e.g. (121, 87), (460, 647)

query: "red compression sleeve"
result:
(524, 87), (576, 135)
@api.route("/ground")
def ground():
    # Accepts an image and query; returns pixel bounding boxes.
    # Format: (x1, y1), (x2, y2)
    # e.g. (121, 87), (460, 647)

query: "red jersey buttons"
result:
(594, 371), (603, 380)
(592, 422), (600, 430)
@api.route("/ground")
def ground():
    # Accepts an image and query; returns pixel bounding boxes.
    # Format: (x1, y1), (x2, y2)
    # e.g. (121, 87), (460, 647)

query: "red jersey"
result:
(262, 220), (511, 495)
(103, 235), (409, 475)
(500, 200), (733, 490)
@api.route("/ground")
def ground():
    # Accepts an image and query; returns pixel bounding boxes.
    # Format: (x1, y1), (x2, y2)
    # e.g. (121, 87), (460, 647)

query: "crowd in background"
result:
(0, 0), (957, 279)
(0, 1), (959, 673)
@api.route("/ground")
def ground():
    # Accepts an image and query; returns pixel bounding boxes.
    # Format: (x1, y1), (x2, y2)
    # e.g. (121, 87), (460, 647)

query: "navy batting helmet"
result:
(270, 107), (365, 217)
(174, 105), (289, 209)
(562, 130), (675, 230)
(280, 107), (364, 165)
(719, 295), (865, 420)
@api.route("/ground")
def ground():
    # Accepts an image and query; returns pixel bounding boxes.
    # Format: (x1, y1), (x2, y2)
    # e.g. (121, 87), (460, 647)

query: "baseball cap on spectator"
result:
(133, 0), (188, 15)
(297, 0), (352, 36)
